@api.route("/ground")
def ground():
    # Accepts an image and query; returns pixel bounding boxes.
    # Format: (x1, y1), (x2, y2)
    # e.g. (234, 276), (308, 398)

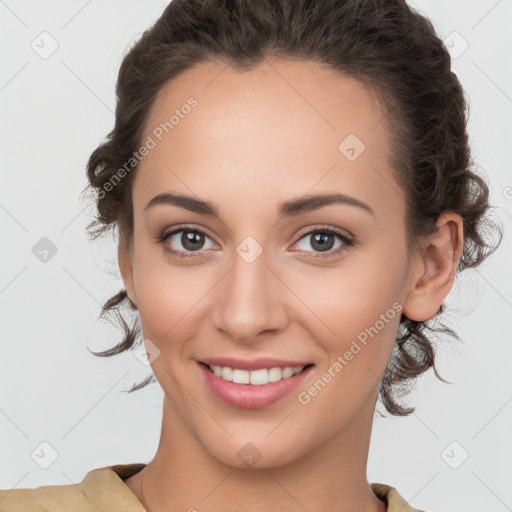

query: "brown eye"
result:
(179, 230), (206, 251)
(158, 226), (217, 258)
(292, 227), (355, 258)
(309, 232), (336, 252)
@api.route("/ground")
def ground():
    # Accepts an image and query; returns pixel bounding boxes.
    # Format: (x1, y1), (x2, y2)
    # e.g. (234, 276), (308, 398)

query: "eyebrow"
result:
(144, 191), (375, 218)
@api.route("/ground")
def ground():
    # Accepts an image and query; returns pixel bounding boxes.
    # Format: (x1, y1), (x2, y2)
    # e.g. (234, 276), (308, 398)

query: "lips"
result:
(197, 357), (314, 409)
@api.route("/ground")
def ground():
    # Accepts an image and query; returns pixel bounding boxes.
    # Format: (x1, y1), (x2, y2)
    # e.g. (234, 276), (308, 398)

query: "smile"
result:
(198, 361), (314, 409)
(206, 364), (308, 385)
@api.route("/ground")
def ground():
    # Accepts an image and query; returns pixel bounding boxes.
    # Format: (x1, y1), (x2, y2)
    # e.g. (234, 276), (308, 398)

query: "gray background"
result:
(0, 1), (511, 510)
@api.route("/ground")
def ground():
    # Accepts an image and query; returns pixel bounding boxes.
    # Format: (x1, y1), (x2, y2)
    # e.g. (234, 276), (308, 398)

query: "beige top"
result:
(0, 463), (424, 511)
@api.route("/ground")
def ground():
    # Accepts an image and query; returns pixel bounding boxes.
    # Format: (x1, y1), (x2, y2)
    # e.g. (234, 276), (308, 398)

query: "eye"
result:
(291, 226), (355, 258)
(156, 226), (218, 258)
(156, 224), (357, 259)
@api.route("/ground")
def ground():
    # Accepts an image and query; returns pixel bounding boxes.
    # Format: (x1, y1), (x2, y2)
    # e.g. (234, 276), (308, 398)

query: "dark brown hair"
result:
(82, 0), (503, 416)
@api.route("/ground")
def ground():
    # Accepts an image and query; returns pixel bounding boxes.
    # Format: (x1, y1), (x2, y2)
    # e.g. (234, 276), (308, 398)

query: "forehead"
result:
(134, 58), (403, 224)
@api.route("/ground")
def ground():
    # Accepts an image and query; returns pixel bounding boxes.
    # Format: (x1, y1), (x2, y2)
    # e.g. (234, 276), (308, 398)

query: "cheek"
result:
(292, 255), (404, 426)
(132, 257), (210, 350)
(290, 245), (405, 361)
(305, 253), (402, 315)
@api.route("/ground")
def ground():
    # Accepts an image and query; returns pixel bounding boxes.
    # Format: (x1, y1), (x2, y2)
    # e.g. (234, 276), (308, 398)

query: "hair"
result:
(82, 0), (503, 416)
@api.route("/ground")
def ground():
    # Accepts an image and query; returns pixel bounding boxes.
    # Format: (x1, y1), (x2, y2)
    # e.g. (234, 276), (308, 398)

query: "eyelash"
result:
(155, 224), (357, 259)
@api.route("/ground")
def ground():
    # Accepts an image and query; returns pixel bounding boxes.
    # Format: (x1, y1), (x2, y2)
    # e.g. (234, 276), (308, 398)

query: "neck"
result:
(135, 395), (386, 512)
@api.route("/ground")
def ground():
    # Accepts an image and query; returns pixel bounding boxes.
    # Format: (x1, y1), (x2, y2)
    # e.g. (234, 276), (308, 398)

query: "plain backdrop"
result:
(0, 1), (511, 510)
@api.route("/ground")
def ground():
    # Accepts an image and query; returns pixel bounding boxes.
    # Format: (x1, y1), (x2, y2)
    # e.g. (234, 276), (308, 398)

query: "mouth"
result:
(199, 361), (314, 385)
(198, 360), (314, 409)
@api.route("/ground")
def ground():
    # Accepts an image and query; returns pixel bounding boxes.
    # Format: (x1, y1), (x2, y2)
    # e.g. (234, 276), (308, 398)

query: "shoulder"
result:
(0, 484), (84, 511)
(0, 463), (146, 512)
(371, 482), (429, 512)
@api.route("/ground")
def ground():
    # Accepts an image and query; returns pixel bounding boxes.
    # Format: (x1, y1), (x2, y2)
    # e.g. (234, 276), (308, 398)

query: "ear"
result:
(118, 236), (137, 308)
(402, 210), (464, 322)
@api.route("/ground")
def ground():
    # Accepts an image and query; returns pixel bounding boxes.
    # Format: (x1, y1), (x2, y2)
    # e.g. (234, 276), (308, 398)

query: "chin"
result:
(196, 427), (309, 471)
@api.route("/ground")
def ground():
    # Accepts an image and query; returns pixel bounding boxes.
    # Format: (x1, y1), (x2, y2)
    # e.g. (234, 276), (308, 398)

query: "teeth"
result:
(268, 367), (282, 382)
(249, 368), (268, 385)
(232, 369), (250, 384)
(209, 365), (305, 385)
(282, 367), (294, 378)
(221, 367), (233, 381)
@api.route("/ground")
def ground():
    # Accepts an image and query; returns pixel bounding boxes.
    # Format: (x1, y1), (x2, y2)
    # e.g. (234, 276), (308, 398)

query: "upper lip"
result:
(199, 357), (313, 371)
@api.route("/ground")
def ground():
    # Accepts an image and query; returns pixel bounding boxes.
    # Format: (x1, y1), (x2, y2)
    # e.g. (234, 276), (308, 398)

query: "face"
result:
(119, 58), (432, 469)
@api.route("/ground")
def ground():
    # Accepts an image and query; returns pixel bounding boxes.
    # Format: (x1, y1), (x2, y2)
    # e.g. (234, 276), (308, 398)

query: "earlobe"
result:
(118, 237), (137, 307)
(402, 211), (464, 322)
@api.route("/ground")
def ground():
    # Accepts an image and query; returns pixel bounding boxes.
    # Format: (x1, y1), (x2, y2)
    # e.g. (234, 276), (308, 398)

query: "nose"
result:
(210, 248), (288, 343)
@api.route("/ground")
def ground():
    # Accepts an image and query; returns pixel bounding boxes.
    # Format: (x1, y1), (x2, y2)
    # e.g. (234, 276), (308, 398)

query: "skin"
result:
(119, 58), (464, 512)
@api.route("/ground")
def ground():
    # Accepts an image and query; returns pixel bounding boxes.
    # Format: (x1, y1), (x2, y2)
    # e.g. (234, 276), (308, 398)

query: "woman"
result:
(0, 0), (502, 510)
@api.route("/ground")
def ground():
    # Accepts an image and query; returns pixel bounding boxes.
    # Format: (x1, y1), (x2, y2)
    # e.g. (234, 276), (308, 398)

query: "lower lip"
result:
(199, 362), (312, 409)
